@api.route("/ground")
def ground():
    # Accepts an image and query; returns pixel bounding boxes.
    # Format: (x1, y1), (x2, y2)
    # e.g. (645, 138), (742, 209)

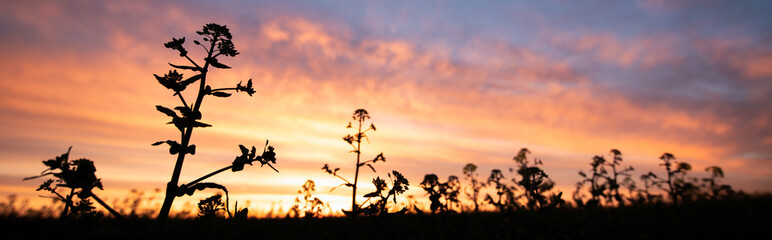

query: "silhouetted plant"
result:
(360, 170), (410, 216)
(576, 155), (608, 207)
(153, 23), (278, 220)
(420, 173), (462, 213)
(197, 194), (226, 219)
(444, 175), (462, 211)
(575, 149), (635, 207)
(511, 148), (563, 210)
(24, 147), (123, 220)
(188, 182), (245, 219)
(484, 169), (516, 212)
(620, 174), (638, 204)
(322, 108), (382, 216)
(671, 161), (701, 202)
(287, 180), (329, 218)
(637, 171), (664, 204)
(420, 174), (443, 213)
(701, 166), (734, 200)
(605, 149), (634, 205)
(232, 201), (249, 220)
(462, 163), (486, 212)
(652, 153), (694, 204)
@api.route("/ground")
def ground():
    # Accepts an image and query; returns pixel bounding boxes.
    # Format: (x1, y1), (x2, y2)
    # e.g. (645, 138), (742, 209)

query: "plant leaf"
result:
(169, 63), (200, 71)
(180, 74), (202, 86)
(211, 92), (232, 97)
(239, 145), (248, 155)
(156, 105), (178, 118)
(206, 57), (231, 69)
(363, 191), (380, 198)
(191, 120), (212, 128)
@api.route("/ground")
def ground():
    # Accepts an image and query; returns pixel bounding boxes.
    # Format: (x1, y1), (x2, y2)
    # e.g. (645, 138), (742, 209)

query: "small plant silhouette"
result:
(701, 166), (734, 200)
(420, 174), (461, 213)
(650, 153), (697, 204)
(360, 170), (410, 216)
(485, 169), (516, 212)
(637, 171), (664, 204)
(322, 108), (382, 216)
(462, 163), (486, 212)
(605, 149), (634, 205)
(24, 147), (123, 219)
(287, 180), (329, 218)
(575, 149), (635, 207)
(511, 148), (563, 210)
(154, 23), (278, 220)
(576, 155), (608, 207)
(197, 194), (226, 219)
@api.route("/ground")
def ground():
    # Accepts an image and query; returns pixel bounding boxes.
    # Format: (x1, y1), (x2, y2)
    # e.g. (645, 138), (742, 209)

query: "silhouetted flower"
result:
(164, 37), (187, 56)
(343, 135), (355, 144)
(372, 177), (387, 192)
(353, 109), (370, 121)
(218, 39), (239, 57)
(236, 79), (255, 96)
(197, 23), (233, 40)
(154, 70), (185, 92)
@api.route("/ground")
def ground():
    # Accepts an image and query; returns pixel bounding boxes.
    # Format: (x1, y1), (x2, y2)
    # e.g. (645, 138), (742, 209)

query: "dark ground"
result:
(2, 195), (770, 240)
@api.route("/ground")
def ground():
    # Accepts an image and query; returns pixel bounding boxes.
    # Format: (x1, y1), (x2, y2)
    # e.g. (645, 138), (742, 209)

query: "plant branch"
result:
(87, 191), (124, 220)
(184, 165), (232, 188)
(184, 55), (202, 70)
(176, 91), (189, 109)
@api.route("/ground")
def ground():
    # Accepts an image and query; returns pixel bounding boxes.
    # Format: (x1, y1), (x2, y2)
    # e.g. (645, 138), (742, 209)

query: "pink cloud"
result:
(549, 31), (678, 68)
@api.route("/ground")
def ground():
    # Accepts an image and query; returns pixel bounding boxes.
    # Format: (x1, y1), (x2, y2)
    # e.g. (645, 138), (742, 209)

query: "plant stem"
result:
(89, 192), (124, 220)
(59, 189), (74, 220)
(176, 92), (189, 109)
(158, 39), (216, 220)
(351, 118), (362, 214)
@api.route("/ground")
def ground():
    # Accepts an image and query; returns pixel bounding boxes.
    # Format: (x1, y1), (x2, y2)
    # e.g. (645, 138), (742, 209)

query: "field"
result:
(2, 195), (769, 240)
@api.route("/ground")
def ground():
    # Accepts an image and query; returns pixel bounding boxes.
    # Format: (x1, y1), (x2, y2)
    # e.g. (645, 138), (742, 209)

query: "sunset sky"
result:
(1, 0), (771, 215)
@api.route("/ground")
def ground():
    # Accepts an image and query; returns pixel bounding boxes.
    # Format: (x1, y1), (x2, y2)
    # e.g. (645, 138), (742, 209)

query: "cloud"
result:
(696, 37), (772, 80)
(548, 31), (679, 68)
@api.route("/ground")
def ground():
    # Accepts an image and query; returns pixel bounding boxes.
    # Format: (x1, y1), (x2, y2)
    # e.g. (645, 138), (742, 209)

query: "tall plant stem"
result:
(351, 119), (362, 213)
(158, 39), (216, 220)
